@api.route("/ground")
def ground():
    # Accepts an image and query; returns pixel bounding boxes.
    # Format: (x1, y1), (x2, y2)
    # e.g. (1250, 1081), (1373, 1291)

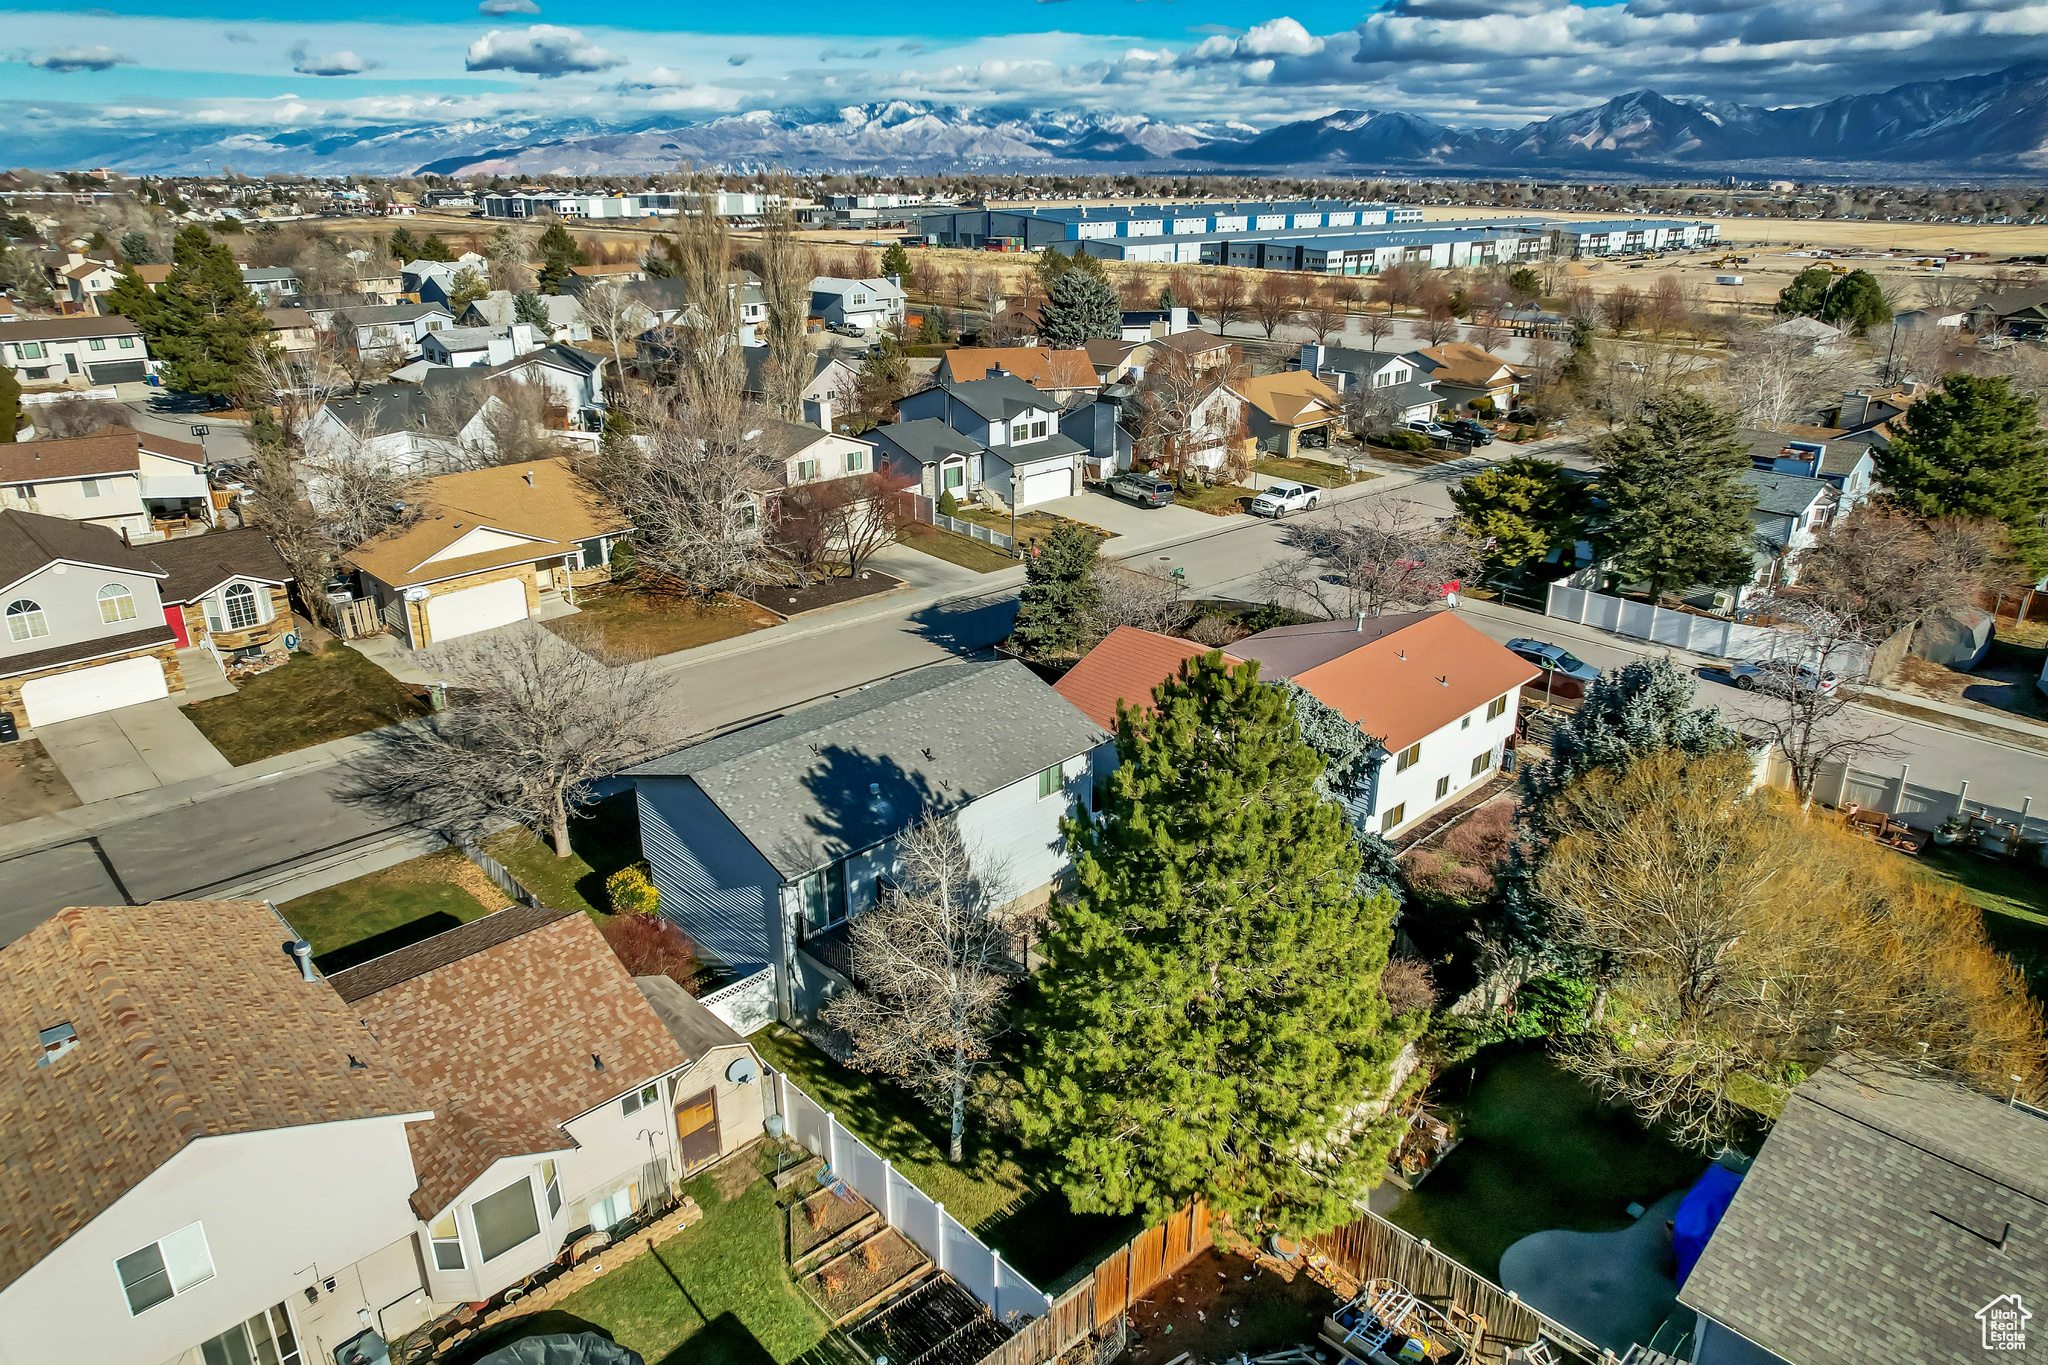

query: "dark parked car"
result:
(1505, 637), (1602, 697)
(1448, 419), (1495, 446)
(1108, 473), (1176, 508)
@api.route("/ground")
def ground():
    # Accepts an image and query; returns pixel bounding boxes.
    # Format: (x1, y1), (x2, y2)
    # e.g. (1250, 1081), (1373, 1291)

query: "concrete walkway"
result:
(32, 698), (232, 803)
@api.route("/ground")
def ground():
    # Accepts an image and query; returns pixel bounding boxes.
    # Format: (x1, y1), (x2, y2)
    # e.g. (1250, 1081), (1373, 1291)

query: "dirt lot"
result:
(1126, 1250), (1338, 1365)
(0, 739), (81, 825)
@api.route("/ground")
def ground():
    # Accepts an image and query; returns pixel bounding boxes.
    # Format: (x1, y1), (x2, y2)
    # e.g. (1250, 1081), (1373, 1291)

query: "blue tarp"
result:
(1673, 1163), (1744, 1287)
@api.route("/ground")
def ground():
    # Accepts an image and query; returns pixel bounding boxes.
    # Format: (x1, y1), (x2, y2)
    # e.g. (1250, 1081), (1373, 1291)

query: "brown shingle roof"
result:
(131, 264), (173, 285)
(343, 909), (692, 1217)
(0, 430), (144, 482)
(1410, 342), (1526, 390)
(0, 622), (177, 680)
(0, 901), (428, 1294)
(940, 347), (1098, 391)
(146, 526), (293, 604)
(1236, 370), (1342, 427)
(343, 456), (630, 590)
(0, 314), (144, 343)
(0, 507), (165, 596)
(1054, 626), (1239, 730)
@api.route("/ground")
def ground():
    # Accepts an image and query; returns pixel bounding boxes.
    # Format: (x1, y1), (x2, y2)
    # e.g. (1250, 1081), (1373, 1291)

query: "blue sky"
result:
(3, 0), (2045, 146)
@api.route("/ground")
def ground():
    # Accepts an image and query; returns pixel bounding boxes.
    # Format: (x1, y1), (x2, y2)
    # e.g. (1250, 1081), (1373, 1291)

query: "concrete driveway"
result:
(1034, 487), (1220, 551)
(34, 699), (232, 803)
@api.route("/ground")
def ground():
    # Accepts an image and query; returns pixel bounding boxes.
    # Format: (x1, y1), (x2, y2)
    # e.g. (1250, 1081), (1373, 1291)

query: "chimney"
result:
(1355, 611), (1365, 632)
(1301, 342), (1324, 376)
(289, 940), (316, 983)
(1169, 305), (1188, 335)
(487, 336), (514, 366)
(803, 395), (834, 431)
(1839, 391), (1871, 427)
(509, 321), (537, 354)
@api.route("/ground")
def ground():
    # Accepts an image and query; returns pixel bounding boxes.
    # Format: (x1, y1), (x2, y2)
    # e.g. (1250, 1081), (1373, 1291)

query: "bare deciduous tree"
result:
(1301, 294), (1346, 347)
(1342, 382), (1402, 441)
(30, 395), (136, 439)
(1131, 340), (1241, 483)
(1200, 273), (1246, 334)
(1359, 309), (1397, 351)
(773, 471), (903, 582)
(1091, 562), (1187, 639)
(347, 624), (682, 857)
(758, 179), (812, 422)
(326, 313), (400, 396)
(1258, 499), (1482, 621)
(580, 278), (651, 391)
(1715, 323), (1863, 429)
(821, 813), (1018, 1163)
(465, 376), (575, 469)
(1248, 273), (1299, 341)
(1417, 307), (1458, 346)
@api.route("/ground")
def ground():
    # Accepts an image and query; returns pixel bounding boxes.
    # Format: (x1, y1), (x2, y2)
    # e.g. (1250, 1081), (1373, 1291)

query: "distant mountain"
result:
(9, 63), (2048, 176)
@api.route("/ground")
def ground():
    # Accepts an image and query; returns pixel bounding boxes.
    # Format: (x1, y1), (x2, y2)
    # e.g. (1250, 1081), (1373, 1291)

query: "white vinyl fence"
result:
(1545, 576), (1874, 680)
(700, 967), (776, 1035)
(773, 1069), (1050, 1324)
(904, 493), (1017, 554)
(1809, 758), (2048, 837)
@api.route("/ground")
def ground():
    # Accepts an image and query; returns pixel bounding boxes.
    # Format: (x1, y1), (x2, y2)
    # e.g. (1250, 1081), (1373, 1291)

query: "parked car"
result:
(1249, 482), (1319, 518)
(1505, 637), (1602, 696)
(1448, 419), (1495, 446)
(1729, 660), (1838, 695)
(1108, 473), (1176, 508)
(1403, 419), (1449, 438)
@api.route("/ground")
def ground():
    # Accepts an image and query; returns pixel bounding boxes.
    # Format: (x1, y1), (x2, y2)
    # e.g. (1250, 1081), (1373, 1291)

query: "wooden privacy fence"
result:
(1307, 1212), (1603, 1365)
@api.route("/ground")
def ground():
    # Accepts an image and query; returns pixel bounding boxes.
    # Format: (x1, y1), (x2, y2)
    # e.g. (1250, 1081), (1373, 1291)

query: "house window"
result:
(1037, 764), (1063, 799)
(97, 584), (136, 624)
(796, 458), (820, 482)
(89, 337), (106, 351)
(1486, 694), (1508, 721)
(1460, 715), (1471, 730)
(1394, 742), (1421, 773)
(1436, 775), (1451, 800)
(542, 1159), (563, 1218)
(845, 449), (865, 473)
(1031, 420), (1048, 439)
(1012, 422), (1030, 443)
(16, 342), (43, 360)
(1380, 804), (1406, 834)
(116, 1223), (215, 1316)
(224, 582), (261, 630)
(621, 1082), (661, 1117)
(801, 861), (848, 937)
(429, 1211), (465, 1270)
(6, 599), (49, 641)
(942, 461), (965, 491)
(472, 1177), (542, 1263)
(197, 1303), (303, 1365)
(1472, 750), (1493, 778)
(119, 336), (135, 349)
(81, 477), (103, 499)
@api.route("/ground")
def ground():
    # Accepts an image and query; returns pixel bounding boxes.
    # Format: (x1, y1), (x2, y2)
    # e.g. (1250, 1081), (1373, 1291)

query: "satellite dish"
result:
(727, 1056), (760, 1085)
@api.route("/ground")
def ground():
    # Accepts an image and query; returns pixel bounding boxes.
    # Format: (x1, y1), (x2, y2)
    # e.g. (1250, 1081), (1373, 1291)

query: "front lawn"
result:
(550, 586), (779, 661)
(280, 846), (503, 972)
(184, 642), (429, 765)
(1255, 456), (1377, 489)
(751, 1026), (1136, 1289)
(1173, 483), (1257, 516)
(480, 792), (644, 918)
(528, 1151), (834, 1365)
(897, 521), (1017, 574)
(954, 508), (1112, 554)
(1915, 843), (2048, 997)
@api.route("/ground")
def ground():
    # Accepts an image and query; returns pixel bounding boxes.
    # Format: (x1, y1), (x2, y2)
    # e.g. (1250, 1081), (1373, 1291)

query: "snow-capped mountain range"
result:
(13, 64), (2048, 176)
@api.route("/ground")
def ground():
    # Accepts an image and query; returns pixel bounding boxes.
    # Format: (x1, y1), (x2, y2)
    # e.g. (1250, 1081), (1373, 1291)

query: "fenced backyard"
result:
(1544, 574), (1875, 680)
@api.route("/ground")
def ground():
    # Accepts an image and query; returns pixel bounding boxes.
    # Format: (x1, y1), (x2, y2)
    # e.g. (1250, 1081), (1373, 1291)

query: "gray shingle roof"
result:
(1680, 1058), (2048, 1365)
(1743, 469), (1831, 517)
(942, 374), (1052, 423)
(626, 661), (1101, 880)
(425, 325), (498, 352)
(874, 418), (986, 466)
(334, 301), (453, 326)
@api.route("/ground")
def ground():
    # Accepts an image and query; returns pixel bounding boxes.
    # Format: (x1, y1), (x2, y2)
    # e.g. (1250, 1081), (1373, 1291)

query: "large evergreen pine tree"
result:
(1020, 655), (1410, 1234)
(535, 223), (589, 293)
(1875, 373), (2048, 572)
(1592, 392), (1756, 600)
(101, 264), (165, 341)
(152, 226), (272, 402)
(1009, 522), (1101, 658)
(1039, 267), (1122, 349)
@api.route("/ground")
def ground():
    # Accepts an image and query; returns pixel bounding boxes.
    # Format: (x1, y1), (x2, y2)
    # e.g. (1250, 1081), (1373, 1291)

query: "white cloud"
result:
(290, 43), (376, 76)
(465, 25), (623, 77)
(478, 0), (542, 14)
(28, 45), (134, 72)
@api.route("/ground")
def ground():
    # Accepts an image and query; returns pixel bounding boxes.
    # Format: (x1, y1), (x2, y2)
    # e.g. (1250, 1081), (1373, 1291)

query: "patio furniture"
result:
(1841, 805), (1930, 856)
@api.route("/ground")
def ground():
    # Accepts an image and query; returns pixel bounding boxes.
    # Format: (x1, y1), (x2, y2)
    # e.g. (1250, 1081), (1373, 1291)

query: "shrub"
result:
(1385, 430), (1433, 453)
(1381, 957), (1438, 1015)
(938, 489), (959, 517)
(605, 863), (660, 916)
(599, 913), (696, 988)
(1471, 397), (1497, 417)
(607, 538), (637, 583)
(1186, 614), (1245, 647)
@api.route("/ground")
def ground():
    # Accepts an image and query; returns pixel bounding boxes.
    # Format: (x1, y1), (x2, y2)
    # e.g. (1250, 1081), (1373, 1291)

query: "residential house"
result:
(889, 374), (1089, 508)
(1055, 627), (1239, 778)
(741, 348), (858, 429)
(146, 527), (295, 671)
(810, 276), (906, 333)
(1830, 385), (1922, 437)
(1742, 469), (1837, 598)
(1678, 1059), (2048, 1365)
(1889, 307), (1965, 332)
(1238, 370), (1344, 457)
(263, 307), (317, 357)
(1232, 611), (1535, 838)
(328, 905), (766, 1312)
(400, 255), (486, 307)
(1741, 426), (1878, 511)
(1060, 399), (1135, 483)
(565, 262), (648, 287)
(0, 509), (186, 727)
(1083, 338), (1146, 385)
(1761, 315), (1849, 356)
(1967, 283), (2048, 338)
(0, 900), (436, 1365)
(0, 429), (213, 540)
(1, 314), (151, 389)
(1296, 343), (1441, 424)
(458, 290), (591, 343)
(59, 256), (123, 314)
(419, 322), (544, 369)
(238, 266), (299, 303)
(1403, 342), (1527, 417)
(938, 347), (1099, 404)
(630, 661), (1103, 1021)
(315, 302), (454, 358)
(748, 418), (881, 507)
(1116, 305), (1198, 341)
(869, 419), (987, 506)
(625, 275), (769, 362)
(340, 456), (629, 648)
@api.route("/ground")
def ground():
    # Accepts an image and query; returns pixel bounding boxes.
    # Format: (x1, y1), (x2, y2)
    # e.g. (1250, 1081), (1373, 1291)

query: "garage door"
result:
(424, 577), (529, 644)
(86, 360), (147, 386)
(21, 655), (168, 727)
(1018, 466), (1074, 507)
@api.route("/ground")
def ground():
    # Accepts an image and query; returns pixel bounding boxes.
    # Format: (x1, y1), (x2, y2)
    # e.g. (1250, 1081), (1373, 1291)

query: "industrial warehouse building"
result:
(918, 199), (1425, 250)
(482, 191), (780, 219)
(1543, 218), (1720, 256)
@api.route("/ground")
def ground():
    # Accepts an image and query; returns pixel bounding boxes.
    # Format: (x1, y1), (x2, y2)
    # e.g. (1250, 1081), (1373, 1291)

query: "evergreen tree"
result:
(386, 225), (421, 261)
(1010, 523), (1101, 658)
(0, 362), (21, 444)
(513, 290), (552, 328)
(1039, 267), (1121, 350)
(118, 231), (154, 264)
(535, 222), (588, 292)
(151, 226), (274, 402)
(1776, 266), (1889, 331)
(879, 243), (912, 280)
(1450, 455), (1590, 568)
(1560, 315), (1595, 386)
(917, 306), (953, 345)
(413, 233), (455, 263)
(445, 266), (489, 312)
(1158, 284), (1177, 312)
(1020, 654), (1410, 1234)
(1876, 373), (2048, 572)
(1591, 392), (1756, 600)
(102, 264), (165, 338)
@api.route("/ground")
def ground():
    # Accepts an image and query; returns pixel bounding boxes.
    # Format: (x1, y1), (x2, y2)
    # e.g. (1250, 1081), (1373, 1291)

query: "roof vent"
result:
(1394, 649), (1407, 661)
(867, 782), (892, 819)
(290, 939), (316, 983)
(36, 1022), (78, 1070)
(523, 470), (534, 486)
(592, 1053), (605, 1072)
(1437, 675), (1449, 686)
(347, 1054), (368, 1070)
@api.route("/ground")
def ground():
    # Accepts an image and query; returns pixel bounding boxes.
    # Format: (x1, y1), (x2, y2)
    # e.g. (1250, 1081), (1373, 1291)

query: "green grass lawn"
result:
(954, 508), (1111, 554)
(184, 642), (429, 765)
(480, 792), (644, 918)
(897, 521), (1017, 574)
(751, 1026), (1136, 1289)
(550, 587), (780, 660)
(1916, 844), (2048, 996)
(517, 1153), (833, 1365)
(1254, 456), (1377, 489)
(1172, 483), (1257, 516)
(279, 847), (502, 973)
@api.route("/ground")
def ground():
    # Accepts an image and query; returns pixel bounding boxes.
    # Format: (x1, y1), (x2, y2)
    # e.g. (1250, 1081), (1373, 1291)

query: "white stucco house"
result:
(0, 428), (214, 542)
(628, 661), (1104, 1022)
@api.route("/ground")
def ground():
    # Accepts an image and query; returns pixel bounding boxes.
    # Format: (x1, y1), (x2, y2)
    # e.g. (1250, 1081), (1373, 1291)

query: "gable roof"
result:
(0, 901), (427, 1294)
(1407, 342), (1527, 389)
(0, 314), (144, 343)
(145, 526), (293, 604)
(1054, 627), (1241, 730)
(634, 975), (749, 1062)
(335, 906), (690, 1217)
(873, 417), (986, 466)
(0, 429), (146, 482)
(1237, 370), (1342, 426)
(1743, 468), (1833, 517)
(1680, 1059), (2048, 1365)
(1314, 345), (1412, 376)
(1234, 610), (1537, 751)
(334, 301), (453, 326)
(744, 417), (845, 465)
(741, 347), (842, 397)
(1150, 331), (1233, 358)
(424, 325), (500, 353)
(936, 373), (1055, 423)
(0, 506), (165, 592)
(344, 456), (630, 589)
(459, 291), (585, 330)
(812, 276), (905, 301)
(628, 661), (1102, 880)
(940, 347), (1097, 391)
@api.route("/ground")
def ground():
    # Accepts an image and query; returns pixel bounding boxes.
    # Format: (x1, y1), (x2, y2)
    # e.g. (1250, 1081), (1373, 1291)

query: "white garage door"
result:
(424, 577), (529, 644)
(22, 655), (169, 727)
(1018, 466), (1074, 507)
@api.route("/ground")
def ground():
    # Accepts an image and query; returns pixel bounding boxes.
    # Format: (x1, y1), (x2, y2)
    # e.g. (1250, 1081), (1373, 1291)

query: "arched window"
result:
(5, 599), (48, 642)
(97, 583), (136, 625)
(223, 583), (260, 630)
